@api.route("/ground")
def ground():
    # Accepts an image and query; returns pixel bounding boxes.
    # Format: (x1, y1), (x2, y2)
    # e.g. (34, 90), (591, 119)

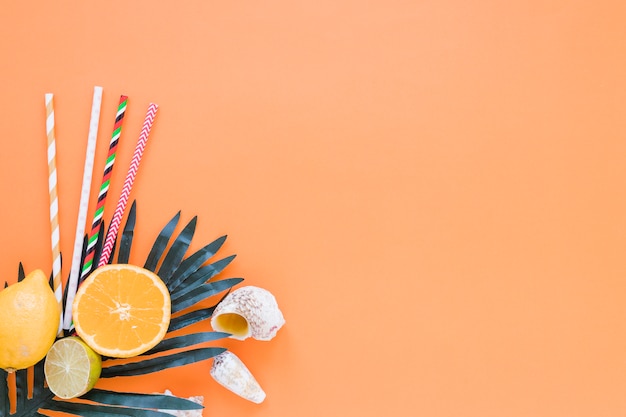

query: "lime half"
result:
(44, 336), (102, 399)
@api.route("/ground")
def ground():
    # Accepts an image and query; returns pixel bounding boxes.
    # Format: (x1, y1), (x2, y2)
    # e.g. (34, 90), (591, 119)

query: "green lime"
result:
(44, 336), (102, 399)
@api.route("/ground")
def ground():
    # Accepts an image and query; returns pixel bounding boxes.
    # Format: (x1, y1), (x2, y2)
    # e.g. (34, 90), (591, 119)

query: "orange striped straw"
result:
(45, 93), (64, 334)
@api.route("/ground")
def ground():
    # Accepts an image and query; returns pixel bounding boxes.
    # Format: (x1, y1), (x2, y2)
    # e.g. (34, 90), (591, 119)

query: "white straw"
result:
(63, 86), (103, 329)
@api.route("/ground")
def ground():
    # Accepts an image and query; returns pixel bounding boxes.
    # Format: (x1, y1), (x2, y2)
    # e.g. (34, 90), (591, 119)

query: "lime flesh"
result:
(44, 336), (102, 399)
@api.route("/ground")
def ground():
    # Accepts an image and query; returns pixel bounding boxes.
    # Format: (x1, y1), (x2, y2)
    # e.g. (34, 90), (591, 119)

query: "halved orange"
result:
(72, 264), (171, 358)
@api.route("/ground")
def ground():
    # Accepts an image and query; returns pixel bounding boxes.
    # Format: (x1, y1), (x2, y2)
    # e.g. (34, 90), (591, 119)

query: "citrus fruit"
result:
(44, 336), (102, 399)
(0, 269), (60, 372)
(72, 264), (171, 358)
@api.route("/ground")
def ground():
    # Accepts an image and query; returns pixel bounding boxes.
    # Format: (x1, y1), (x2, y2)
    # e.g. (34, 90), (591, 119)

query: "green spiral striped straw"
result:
(80, 95), (128, 283)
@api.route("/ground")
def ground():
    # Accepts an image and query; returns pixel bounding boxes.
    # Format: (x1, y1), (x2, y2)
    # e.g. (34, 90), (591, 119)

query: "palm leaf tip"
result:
(169, 255), (237, 301)
(144, 211), (181, 272)
(171, 278), (244, 313)
(17, 262), (25, 282)
(166, 235), (228, 292)
(168, 306), (219, 332)
(157, 216), (198, 283)
(117, 200), (137, 264)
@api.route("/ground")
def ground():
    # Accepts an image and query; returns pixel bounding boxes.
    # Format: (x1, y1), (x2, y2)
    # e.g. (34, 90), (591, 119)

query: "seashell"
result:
(158, 389), (204, 417)
(211, 286), (285, 341)
(210, 351), (266, 404)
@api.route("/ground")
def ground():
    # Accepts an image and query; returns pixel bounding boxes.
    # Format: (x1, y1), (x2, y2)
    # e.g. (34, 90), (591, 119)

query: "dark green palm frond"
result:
(166, 235), (227, 292)
(168, 290), (232, 332)
(15, 369), (27, 413)
(81, 389), (204, 412)
(169, 308), (216, 332)
(1, 358), (55, 417)
(17, 263), (25, 282)
(170, 255), (236, 300)
(0, 370), (8, 416)
(142, 331), (230, 355)
(1, 357), (206, 417)
(44, 400), (187, 417)
(157, 217), (197, 284)
(74, 233), (93, 301)
(32, 359), (46, 400)
(90, 220), (106, 274)
(117, 200), (137, 264)
(172, 278), (243, 314)
(61, 233), (88, 330)
(3, 206), (241, 416)
(101, 348), (226, 378)
(144, 210), (181, 272)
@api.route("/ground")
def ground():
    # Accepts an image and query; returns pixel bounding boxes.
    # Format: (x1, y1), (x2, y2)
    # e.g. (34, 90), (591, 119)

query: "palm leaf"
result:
(101, 348), (226, 377)
(15, 369), (27, 412)
(17, 263), (25, 282)
(166, 235), (227, 292)
(2, 206), (241, 416)
(167, 290), (229, 332)
(32, 359), (46, 400)
(62, 233), (88, 323)
(172, 278), (243, 313)
(157, 217), (197, 283)
(81, 389), (203, 411)
(143, 331), (230, 355)
(78, 233), (89, 275)
(144, 211), (181, 272)
(0, 359), (55, 417)
(169, 308), (216, 332)
(117, 200), (137, 264)
(44, 401), (178, 417)
(170, 255), (236, 300)
(0, 369), (8, 417)
(90, 220), (106, 274)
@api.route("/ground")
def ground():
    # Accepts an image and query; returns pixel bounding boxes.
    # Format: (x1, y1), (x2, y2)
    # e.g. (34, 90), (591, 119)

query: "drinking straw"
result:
(79, 95), (128, 283)
(45, 93), (64, 334)
(98, 103), (158, 267)
(63, 86), (103, 329)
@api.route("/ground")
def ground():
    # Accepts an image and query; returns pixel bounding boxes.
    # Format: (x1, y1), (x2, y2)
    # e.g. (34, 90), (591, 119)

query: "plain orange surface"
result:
(1, 0), (626, 416)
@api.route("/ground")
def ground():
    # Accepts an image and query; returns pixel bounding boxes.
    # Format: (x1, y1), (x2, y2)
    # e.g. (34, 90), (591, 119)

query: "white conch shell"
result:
(158, 390), (204, 417)
(211, 286), (285, 341)
(210, 351), (266, 404)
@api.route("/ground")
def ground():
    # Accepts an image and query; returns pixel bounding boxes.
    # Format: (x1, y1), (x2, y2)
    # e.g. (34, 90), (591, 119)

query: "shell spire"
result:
(159, 390), (204, 417)
(210, 351), (266, 404)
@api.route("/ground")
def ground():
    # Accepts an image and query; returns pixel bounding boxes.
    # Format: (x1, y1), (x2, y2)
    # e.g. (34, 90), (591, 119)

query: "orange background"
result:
(1, 0), (626, 416)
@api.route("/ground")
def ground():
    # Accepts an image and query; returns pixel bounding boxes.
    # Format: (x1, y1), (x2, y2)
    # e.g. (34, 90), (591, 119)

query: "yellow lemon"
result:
(0, 269), (60, 372)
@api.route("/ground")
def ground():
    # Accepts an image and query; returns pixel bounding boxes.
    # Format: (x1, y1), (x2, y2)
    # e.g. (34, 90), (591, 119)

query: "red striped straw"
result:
(98, 103), (159, 266)
(80, 95), (128, 283)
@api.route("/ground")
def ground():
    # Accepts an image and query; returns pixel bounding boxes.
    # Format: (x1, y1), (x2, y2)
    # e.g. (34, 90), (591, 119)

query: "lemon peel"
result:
(0, 269), (60, 372)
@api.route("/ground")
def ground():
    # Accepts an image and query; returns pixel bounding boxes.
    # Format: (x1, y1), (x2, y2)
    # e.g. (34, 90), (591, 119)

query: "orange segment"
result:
(72, 264), (171, 358)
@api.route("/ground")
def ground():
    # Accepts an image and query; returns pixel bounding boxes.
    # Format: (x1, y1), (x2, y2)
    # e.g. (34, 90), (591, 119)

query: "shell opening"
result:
(214, 313), (249, 338)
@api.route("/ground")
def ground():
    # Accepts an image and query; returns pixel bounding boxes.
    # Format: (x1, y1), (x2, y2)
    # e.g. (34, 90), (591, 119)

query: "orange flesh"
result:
(73, 265), (171, 358)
